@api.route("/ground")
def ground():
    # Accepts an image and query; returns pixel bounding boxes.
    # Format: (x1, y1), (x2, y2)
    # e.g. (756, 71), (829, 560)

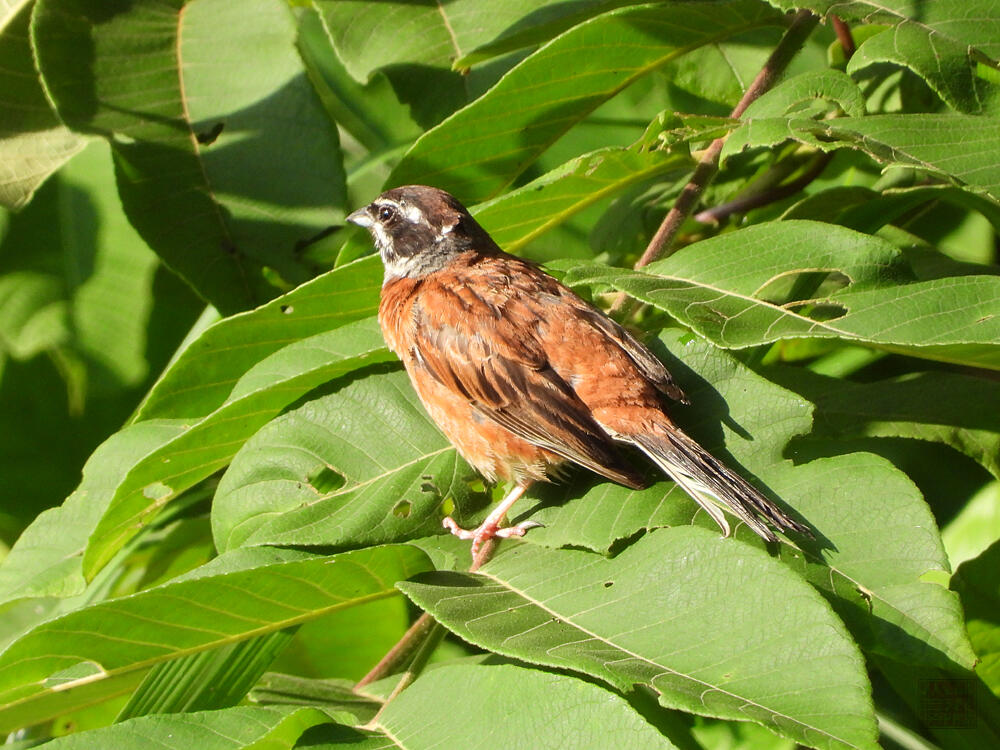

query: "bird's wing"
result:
(409, 276), (645, 489)
(563, 294), (688, 403)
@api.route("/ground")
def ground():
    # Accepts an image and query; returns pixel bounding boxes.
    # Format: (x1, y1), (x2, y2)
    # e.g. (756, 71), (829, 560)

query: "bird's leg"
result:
(442, 482), (541, 556)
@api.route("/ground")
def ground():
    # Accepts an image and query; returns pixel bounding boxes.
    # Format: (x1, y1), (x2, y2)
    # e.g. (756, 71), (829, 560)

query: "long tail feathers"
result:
(631, 426), (811, 542)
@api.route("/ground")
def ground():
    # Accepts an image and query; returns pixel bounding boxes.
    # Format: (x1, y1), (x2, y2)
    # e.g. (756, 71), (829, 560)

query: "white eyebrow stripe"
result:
(402, 202), (424, 223)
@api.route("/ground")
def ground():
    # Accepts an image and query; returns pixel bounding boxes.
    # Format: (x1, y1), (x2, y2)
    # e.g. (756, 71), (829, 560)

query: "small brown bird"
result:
(348, 185), (808, 553)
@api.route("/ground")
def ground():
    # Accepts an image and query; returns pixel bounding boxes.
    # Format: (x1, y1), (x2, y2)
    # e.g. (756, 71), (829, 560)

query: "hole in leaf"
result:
(755, 269), (850, 305)
(306, 465), (344, 494)
(280, 304), (293, 314)
(604, 581), (614, 588)
(393, 499), (412, 518)
(196, 121), (224, 144)
(785, 301), (849, 321)
(440, 496), (456, 516)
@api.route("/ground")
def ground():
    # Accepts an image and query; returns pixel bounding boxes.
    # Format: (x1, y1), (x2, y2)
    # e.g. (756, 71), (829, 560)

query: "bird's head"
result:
(347, 185), (498, 279)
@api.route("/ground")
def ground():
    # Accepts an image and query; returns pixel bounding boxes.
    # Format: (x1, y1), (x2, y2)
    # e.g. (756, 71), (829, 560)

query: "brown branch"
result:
(831, 15), (856, 59)
(693, 151), (833, 225)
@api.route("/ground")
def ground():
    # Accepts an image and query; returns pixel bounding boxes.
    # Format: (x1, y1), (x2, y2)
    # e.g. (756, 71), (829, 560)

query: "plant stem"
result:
(631, 8), (819, 271)
(355, 537), (498, 690)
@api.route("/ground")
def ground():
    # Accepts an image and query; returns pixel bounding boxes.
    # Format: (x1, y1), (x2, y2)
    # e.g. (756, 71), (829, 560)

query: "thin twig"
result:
(693, 151), (833, 225)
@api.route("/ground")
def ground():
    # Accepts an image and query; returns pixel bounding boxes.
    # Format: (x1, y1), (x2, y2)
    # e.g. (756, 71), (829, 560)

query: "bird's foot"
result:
(442, 516), (543, 557)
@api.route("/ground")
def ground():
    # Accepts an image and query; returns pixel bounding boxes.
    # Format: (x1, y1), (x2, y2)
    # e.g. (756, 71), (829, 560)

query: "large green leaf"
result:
(387, 0), (783, 202)
(81, 317), (393, 579)
(401, 529), (877, 750)
(518, 331), (975, 673)
(315, 0), (557, 81)
(0, 2), (86, 209)
(766, 0), (1000, 112)
(32, 0), (346, 312)
(212, 365), (480, 552)
(33, 703), (335, 749)
(0, 544), (430, 733)
(563, 221), (1000, 368)
(135, 255), (382, 421)
(373, 664), (674, 749)
(477, 145), (691, 254)
(724, 115), (1000, 202)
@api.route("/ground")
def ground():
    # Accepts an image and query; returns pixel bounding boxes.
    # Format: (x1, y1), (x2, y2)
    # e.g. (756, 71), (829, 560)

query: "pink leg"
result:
(442, 483), (541, 556)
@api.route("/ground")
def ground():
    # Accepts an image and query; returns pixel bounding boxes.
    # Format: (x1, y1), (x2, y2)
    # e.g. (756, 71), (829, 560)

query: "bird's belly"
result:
(406, 366), (561, 484)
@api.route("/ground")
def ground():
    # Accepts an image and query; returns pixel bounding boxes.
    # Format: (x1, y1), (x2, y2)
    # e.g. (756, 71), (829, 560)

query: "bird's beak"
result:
(346, 206), (373, 228)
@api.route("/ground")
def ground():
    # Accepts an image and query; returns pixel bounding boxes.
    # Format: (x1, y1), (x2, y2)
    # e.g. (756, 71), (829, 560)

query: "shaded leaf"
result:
(388, 0), (783, 202)
(0, 544), (430, 733)
(401, 529), (877, 750)
(767, 368), (1000, 479)
(952, 540), (1000, 697)
(33, 0), (346, 312)
(0, 2), (86, 210)
(766, 0), (1000, 112)
(0, 420), (188, 605)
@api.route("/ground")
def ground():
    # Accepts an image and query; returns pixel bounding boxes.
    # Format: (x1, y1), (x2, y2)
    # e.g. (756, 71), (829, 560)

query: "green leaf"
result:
(0, 420), (188, 605)
(32, 0), (346, 312)
(952, 540), (1000, 697)
(0, 2), (87, 210)
(400, 529), (877, 750)
(724, 115), (1000, 202)
(741, 69), (866, 118)
(520, 330), (975, 673)
(766, 369), (1000, 480)
(478, 144), (692, 254)
(453, 0), (652, 69)
(37, 705), (333, 750)
(387, 0), (783, 202)
(314, 0), (657, 84)
(252, 672), (379, 724)
(136, 255), (382, 420)
(0, 544), (430, 733)
(766, 0), (1000, 112)
(117, 631), (294, 719)
(942, 481), (1000, 571)
(212, 365), (480, 552)
(375, 664), (674, 749)
(563, 221), (1000, 368)
(82, 317), (394, 579)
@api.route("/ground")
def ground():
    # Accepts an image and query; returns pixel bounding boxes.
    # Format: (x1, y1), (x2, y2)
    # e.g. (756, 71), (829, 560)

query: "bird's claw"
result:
(442, 516), (543, 556)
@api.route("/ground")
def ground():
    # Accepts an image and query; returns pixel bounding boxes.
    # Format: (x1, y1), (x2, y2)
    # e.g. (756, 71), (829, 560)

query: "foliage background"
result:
(1, 0), (999, 748)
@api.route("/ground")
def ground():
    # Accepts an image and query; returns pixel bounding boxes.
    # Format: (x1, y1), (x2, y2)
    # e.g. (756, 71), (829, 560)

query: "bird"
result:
(348, 185), (809, 554)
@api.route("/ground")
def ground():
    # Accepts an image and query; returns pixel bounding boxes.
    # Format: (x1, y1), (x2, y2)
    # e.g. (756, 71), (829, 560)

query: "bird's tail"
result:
(631, 424), (810, 542)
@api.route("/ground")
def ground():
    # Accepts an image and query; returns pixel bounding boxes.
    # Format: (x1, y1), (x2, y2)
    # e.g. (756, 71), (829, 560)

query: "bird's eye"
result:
(378, 205), (396, 222)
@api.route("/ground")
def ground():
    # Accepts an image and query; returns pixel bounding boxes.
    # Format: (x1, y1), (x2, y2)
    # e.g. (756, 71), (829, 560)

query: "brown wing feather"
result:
(409, 259), (645, 489)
